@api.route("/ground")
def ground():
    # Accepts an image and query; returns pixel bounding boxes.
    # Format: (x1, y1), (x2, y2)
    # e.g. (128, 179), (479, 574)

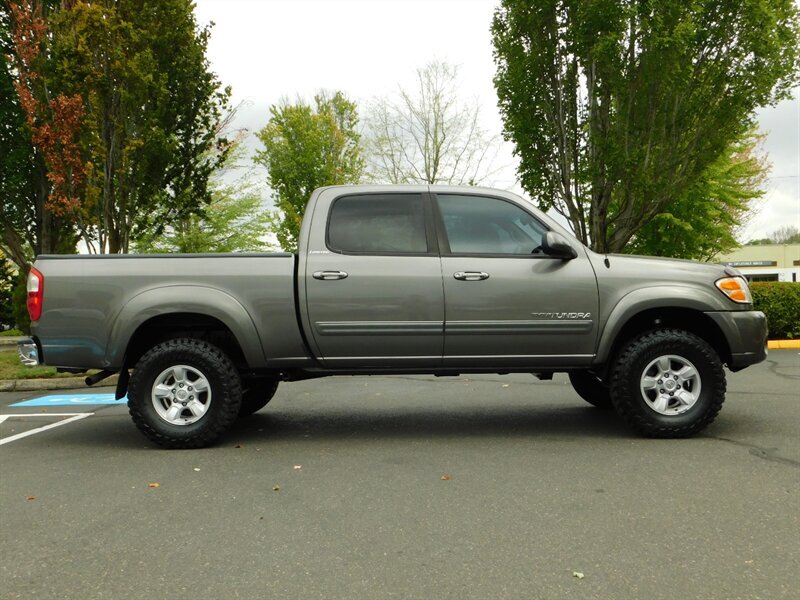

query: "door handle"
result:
(453, 271), (490, 281)
(313, 270), (349, 281)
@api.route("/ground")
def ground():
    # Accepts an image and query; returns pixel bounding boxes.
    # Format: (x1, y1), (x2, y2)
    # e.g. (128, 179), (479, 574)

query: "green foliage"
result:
(255, 92), (364, 252)
(132, 148), (272, 254)
(0, 253), (16, 327)
(11, 272), (30, 334)
(751, 282), (800, 339)
(0, 0), (76, 269)
(492, 0), (800, 254)
(627, 130), (766, 260)
(748, 226), (800, 245)
(47, 0), (231, 253)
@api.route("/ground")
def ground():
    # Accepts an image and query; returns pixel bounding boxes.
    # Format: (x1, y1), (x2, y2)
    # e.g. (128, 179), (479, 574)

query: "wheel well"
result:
(604, 308), (732, 372)
(123, 313), (249, 372)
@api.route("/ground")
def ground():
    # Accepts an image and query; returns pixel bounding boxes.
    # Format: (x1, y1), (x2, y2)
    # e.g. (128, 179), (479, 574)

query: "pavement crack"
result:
(708, 435), (800, 468)
(765, 359), (800, 381)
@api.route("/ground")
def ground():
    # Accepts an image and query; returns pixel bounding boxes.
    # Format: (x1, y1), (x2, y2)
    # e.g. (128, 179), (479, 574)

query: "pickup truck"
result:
(26, 185), (768, 448)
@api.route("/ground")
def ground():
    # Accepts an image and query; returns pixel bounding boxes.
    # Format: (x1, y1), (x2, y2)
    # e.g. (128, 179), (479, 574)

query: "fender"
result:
(594, 285), (730, 364)
(105, 285), (266, 369)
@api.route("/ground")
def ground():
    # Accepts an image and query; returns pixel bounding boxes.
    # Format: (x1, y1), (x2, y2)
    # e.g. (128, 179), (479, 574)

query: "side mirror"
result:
(542, 232), (578, 260)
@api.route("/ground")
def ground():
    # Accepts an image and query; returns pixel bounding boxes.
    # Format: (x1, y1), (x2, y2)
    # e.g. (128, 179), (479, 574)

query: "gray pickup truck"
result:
(26, 185), (767, 448)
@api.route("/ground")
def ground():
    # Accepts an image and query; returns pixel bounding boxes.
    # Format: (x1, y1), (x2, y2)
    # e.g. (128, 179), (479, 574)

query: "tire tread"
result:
(128, 338), (241, 449)
(610, 329), (725, 438)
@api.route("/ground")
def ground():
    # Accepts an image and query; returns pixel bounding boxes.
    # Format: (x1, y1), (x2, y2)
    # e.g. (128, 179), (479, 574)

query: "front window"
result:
(436, 194), (546, 255)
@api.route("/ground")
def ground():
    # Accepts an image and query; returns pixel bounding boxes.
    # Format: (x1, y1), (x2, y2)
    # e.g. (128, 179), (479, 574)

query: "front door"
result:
(434, 193), (599, 368)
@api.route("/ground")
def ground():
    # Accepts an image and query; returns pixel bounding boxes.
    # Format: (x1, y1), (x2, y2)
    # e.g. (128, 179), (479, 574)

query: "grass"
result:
(0, 351), (92, 380)
(0, 329), (25, 336)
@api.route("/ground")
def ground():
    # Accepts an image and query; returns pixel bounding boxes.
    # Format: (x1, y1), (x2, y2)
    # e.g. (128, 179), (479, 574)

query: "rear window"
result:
(327, 194), (428, 254)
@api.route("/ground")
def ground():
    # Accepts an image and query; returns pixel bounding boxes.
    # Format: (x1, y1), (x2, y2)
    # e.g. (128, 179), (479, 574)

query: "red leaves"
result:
(9, 1), (87, 218)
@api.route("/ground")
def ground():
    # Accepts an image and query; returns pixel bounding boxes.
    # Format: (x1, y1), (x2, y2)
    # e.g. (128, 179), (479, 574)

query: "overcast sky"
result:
(194, 0), (799, 242)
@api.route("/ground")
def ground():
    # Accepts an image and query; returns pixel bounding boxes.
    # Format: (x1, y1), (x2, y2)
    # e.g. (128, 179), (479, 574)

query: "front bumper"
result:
(706, 310), (768, 371)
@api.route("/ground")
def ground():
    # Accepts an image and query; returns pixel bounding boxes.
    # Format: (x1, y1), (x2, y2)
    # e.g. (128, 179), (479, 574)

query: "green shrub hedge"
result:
(750, 282), (800, 339)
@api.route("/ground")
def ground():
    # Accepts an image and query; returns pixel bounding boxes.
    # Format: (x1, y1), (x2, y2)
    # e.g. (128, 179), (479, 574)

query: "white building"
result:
(716, 244), (800, 283)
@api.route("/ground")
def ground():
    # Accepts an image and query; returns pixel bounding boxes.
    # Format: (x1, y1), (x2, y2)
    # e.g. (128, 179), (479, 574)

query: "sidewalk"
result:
(0, 374), (119, 392)
(0, 336), (28, 350)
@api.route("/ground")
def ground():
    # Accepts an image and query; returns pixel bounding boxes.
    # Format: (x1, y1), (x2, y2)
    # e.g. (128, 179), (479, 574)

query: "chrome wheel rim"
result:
(640, 355), (701, 416)
(151, 364), (212, 426)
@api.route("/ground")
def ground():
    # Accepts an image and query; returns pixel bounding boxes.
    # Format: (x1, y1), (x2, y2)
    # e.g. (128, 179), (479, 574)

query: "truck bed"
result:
(33, 253), (308, 370)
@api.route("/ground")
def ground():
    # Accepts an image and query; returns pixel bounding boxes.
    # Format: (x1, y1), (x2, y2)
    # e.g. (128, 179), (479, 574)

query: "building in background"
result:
(716, 244), (800, 282)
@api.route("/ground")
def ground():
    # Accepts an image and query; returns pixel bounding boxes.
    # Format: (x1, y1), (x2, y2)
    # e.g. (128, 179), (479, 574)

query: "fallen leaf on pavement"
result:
(148, 482), (160, 488)
(193, 468), (201, 472)
(273, 485), (280, 491)
(293, 465), (302, 470)
(234, 444), (243, 449)
(440, 474), (452, 481)
(26, 496), (36, 501)
(573, 572), (585, 579)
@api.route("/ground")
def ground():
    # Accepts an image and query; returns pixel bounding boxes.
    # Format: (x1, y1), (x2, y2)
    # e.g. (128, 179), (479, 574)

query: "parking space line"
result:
(0, 413), (93, 446)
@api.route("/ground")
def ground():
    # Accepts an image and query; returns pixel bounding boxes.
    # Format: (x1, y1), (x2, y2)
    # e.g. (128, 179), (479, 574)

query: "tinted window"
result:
(328, 194), (428, 254)
(437, 194), (546, 255)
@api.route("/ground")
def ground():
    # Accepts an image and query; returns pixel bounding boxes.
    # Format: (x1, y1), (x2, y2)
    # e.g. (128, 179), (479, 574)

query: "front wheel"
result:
(610, 329), (725, 438)
(128, 338), (242, 449)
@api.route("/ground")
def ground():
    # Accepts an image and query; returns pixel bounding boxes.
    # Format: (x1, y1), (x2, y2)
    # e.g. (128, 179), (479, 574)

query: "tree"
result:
(627, 131), (767, 260)
(255, 91), (364, 251)
(365, 61), (500, 185)
(1, 0), (83, 271)
(492, 0), (800, 254)
(768, 226), (800, 244)
(0, 251), (16, 327)
(749, 226), (800, 245)
(132, 143), (271, 254)
(47, 0), (231, 253)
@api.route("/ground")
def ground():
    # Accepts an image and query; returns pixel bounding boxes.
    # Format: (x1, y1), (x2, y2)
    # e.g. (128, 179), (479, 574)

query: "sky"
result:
(193, 0), (800, 242)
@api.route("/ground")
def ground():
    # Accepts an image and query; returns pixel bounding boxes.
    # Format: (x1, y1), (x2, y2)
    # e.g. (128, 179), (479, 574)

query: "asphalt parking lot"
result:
(1, 350), (798, 599)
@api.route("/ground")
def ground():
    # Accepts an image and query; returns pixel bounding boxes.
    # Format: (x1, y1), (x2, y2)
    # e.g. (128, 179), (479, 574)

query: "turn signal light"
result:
(715, 276), (752, 304)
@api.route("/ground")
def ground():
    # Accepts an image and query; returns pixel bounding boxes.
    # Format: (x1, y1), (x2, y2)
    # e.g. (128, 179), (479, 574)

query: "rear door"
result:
(304, 191), (444, 368)
(434, 192), (599, 368)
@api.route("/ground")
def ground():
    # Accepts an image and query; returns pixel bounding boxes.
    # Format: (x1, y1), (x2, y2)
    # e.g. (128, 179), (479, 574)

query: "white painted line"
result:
(0, 415), (8, 425)
(0, 413), (94, 446)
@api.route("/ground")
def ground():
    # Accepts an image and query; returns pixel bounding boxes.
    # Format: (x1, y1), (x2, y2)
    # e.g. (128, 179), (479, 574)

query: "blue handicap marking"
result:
(11, 393), (128, 407)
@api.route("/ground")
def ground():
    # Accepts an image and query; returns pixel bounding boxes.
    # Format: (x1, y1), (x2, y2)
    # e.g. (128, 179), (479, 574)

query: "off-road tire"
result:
(128, 338), (242, 449)
(610, 329), (725, 438)
(238, 378), (279, 417)
(568, 371), (612, 409)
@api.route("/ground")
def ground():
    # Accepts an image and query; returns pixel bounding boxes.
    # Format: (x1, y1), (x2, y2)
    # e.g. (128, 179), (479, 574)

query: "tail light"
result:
(27, 267), (44, 321)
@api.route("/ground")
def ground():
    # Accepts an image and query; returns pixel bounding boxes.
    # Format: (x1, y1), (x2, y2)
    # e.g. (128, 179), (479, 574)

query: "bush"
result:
(750, 282), (800, 339)
(11, 273), (30, 335)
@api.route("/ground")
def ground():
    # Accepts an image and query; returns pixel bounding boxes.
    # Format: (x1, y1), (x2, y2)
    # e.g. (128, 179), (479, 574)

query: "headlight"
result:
(715, 276), (752, 304)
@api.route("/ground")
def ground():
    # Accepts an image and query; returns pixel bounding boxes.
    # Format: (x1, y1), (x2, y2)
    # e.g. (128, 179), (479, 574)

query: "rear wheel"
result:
(239, 377), (279, 417)
(568, 371), (612, 409)
(128, 338), (242, 449)
(610, 329), (725, 438)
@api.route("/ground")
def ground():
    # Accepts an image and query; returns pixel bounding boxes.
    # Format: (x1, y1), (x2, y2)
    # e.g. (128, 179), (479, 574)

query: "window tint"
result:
(437, 194), (547, 255)
(328, 194), (428, 254)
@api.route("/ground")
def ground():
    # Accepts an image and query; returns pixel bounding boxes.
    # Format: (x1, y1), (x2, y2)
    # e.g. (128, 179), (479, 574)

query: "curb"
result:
(0, 374), (119, 392)
(768, 340), (800, 349)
